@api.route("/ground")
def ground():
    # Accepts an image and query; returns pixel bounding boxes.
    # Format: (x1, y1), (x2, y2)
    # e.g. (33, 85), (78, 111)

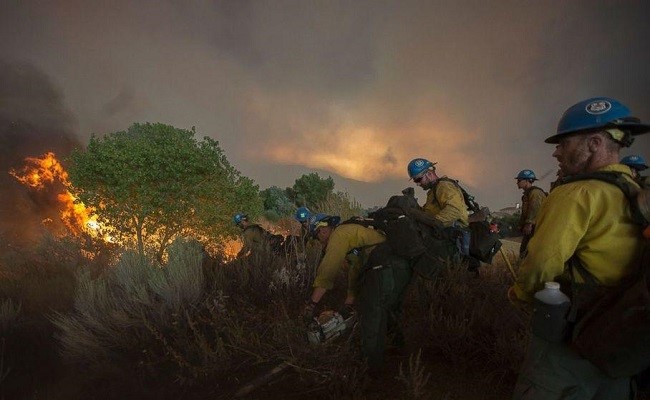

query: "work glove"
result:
(338, 304), (356, 320)
(302, 300), (318, 325)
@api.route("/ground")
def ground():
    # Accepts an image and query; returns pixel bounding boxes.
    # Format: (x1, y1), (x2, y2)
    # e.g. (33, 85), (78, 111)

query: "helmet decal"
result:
(585, 100), (611, 115)
(295, 206), (312, 222)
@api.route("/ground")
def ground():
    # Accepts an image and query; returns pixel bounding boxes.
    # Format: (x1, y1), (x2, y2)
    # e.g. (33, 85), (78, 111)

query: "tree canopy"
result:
(68, 122), (262, 259)
(260, 186), (294, 221)
(288, 173), (334, 209)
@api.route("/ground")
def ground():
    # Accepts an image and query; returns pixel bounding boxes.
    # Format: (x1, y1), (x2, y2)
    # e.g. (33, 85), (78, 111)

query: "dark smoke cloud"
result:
(0, 60), (81, 248)
(0, 1), (647, 210)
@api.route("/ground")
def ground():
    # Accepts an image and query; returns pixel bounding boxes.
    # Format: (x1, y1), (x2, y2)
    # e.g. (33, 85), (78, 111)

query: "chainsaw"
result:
(306, 310), (356, 344)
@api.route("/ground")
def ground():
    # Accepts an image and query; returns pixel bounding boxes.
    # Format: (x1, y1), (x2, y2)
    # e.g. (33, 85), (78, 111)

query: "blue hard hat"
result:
(621, 155), (648, 171)
(295, 206), (312, 222)
(545, 97), (650, 145)
(233, 213), (247, 225)
(515, 169), (537, 181)
(407, 158), (436, 179)
(308, 213), (340, 237)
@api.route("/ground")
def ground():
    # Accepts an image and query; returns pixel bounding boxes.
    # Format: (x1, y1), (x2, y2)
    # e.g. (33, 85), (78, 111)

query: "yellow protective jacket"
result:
(424, 177), (469, 228)
(313, 224), (386, 297)
(513, 164), (645, 302)
(519, 186), (547, 227)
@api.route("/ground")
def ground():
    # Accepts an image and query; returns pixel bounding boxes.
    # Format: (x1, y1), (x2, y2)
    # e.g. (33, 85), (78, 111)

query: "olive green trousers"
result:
(513, 335), (633, 400)
(358, 244), (413, 368)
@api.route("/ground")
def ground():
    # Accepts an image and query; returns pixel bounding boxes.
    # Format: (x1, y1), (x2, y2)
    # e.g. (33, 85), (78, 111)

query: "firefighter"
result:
(233, 213), (272, 260)
(508, 97), (648, 400)
(620, 154), (648, 187)
(407, 158), (479, 271)
(294, 206), (312, 245)
(301, 213), (413, 372)
(293, 206), (313, 267)
(514, 169), (547, 259)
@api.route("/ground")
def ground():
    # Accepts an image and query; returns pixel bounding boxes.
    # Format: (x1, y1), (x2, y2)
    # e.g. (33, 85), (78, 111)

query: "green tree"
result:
(260, 186), (294, 221)
(68, 123), (262, 260)
(288, 173), (334, 209)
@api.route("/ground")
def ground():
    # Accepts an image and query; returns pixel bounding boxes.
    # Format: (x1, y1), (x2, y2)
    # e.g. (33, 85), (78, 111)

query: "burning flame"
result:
(222, 239), (242, 261)
(9, 152), (105, 238)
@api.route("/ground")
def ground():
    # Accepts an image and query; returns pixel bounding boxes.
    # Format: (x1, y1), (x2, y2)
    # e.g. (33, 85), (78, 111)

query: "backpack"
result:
(561, 171), (650, 378)
(434, 178), (502, 263)
(341, 193), (432, 259)
(468, 218), (502, 264)
(246, 225), (285, 255)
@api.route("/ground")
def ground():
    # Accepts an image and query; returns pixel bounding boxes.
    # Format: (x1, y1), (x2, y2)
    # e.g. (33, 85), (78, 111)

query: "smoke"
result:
(0, 1), (648, 209)
(0, 60), (81, 248)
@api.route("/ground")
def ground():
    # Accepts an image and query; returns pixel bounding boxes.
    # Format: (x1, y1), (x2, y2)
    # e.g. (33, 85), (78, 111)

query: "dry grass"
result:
(0, 230), (531, 399)
(404, 255), (529, 387)
(397, 349), (432, 399)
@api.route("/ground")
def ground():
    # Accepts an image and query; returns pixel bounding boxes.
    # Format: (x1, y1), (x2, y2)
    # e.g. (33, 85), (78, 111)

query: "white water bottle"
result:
(532, 282), (571, 342)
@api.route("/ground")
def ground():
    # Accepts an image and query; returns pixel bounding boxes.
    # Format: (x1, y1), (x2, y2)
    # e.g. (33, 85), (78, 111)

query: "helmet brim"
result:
(545, 122), (650, 144)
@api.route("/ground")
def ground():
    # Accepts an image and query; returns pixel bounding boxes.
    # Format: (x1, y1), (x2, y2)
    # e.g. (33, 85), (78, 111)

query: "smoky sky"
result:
(1, 0), (648, 210)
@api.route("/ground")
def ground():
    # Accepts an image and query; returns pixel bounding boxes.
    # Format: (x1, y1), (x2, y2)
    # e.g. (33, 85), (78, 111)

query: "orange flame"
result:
(10, 152), (101, 237)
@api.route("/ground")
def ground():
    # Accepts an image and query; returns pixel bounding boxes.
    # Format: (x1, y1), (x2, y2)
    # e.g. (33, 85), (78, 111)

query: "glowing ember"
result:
(221, 239), (242, 261)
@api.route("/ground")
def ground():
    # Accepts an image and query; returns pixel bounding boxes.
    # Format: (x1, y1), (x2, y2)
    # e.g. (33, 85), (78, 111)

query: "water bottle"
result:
(531, 282), (571, 343)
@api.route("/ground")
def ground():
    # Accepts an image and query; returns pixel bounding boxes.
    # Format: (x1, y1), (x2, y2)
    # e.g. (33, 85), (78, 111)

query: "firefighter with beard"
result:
(301, 213), (413, 373)
(509, 97), (648, 400)
(514, 169), (547, 259)
(407, 158), (480, 271)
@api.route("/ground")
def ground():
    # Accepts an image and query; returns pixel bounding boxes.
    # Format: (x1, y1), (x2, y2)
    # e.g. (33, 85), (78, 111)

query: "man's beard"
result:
(561, 146), (592, 176)
(420, 181), (435, 190)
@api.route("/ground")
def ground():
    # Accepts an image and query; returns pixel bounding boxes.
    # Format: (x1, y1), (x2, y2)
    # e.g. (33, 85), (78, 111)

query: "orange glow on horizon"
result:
(263, 124), (481, 186)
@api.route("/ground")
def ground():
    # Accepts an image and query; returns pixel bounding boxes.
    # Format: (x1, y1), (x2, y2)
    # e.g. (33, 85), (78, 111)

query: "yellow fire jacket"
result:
(513, 164), (645, 302)
(313, 224), (386, 297)
(519, 186), (547, 226)
(424, 178), (469, 228)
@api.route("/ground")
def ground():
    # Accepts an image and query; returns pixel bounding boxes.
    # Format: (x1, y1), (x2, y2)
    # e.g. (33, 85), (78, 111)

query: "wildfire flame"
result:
(9, 152), (248, 259)
(9, 152), (104, 238)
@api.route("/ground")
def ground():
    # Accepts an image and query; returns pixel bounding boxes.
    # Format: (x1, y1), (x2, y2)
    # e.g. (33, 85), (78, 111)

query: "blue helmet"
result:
(546, 97), (650, 145)
(407, 158), (436, 179)
(308, 213), (341, 238)
(621, 155), (648, 171)
(233, 213), (247, 225)
(515, 169), (537, 181)
(295, 206), (311, 222)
